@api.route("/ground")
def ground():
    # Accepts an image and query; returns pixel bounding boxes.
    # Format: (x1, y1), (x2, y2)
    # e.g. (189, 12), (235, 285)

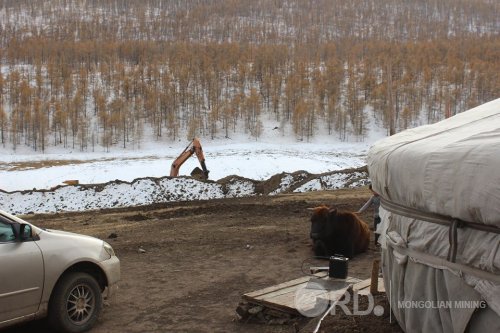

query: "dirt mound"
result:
(219, 166), (369, 196)
(0, 167), (369, 215)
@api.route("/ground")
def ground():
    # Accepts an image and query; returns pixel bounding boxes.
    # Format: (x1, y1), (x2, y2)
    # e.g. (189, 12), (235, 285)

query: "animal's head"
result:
(308, 205), (338, 240)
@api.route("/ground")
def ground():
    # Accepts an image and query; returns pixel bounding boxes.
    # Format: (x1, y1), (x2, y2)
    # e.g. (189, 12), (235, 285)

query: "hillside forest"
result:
(0, 0), (499, 152)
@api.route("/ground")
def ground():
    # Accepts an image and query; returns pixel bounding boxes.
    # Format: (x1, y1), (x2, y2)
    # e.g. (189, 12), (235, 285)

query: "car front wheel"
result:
(48, 272), (103, 333)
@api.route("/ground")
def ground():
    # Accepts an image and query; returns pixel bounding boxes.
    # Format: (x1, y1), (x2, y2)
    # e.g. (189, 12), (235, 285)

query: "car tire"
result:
(48, 272), (103, 333)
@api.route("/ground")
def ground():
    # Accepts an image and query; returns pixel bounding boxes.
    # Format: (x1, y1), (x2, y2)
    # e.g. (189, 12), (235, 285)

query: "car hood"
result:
(43, 228), (101, 241)
(36, 228), (106, 259)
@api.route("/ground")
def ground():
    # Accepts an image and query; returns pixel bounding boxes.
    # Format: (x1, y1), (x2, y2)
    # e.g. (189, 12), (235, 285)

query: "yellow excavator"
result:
(170, 138), (210, 180)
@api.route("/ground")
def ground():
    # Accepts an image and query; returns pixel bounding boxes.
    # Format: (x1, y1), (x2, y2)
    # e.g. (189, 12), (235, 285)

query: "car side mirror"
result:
(18, 224), (32, 241)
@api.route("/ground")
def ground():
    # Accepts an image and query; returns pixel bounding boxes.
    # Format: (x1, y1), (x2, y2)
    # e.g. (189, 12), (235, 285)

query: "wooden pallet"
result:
(241, 275), (383, 316)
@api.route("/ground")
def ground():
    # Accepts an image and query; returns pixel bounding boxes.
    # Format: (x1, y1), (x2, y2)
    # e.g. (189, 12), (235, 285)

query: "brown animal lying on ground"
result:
(308, 205), (370, 258)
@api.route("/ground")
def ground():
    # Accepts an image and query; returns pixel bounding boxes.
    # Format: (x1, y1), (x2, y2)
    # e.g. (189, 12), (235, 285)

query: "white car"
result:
(0, 210), (120, 332)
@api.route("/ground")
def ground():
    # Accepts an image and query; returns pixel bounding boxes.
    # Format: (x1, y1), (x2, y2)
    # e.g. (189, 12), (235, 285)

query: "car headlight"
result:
(103, 242), (116, 257)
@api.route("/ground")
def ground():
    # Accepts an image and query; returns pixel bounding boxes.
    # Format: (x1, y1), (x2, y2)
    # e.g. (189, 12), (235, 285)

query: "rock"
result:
(248, 305), (263, 315)
(235, 302), (251, 320)
(108, 233), (118, 239)
(268, 318), (288, 325)
(138, 247), (146, 253)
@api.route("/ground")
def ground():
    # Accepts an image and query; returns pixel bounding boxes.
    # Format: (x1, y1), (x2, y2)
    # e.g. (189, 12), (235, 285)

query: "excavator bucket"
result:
(190, 167), (209, 180)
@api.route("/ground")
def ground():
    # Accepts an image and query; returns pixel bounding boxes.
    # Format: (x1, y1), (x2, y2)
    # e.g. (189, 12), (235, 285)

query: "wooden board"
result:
(242, 275), (362, 316)
(244, 275), (314, 299)
(241, 275), (386, 317)
(356, 278), (385, 295)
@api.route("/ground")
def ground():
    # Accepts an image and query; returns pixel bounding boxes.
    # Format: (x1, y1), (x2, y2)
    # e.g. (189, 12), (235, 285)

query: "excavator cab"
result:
(170, 138), (210, 180)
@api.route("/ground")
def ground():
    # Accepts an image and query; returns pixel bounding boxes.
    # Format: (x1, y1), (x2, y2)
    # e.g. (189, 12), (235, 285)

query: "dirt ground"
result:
(6, 188), (398, 333)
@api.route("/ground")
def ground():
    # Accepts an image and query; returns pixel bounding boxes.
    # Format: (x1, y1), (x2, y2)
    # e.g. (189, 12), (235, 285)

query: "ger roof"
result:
(367, 98), (500, 228)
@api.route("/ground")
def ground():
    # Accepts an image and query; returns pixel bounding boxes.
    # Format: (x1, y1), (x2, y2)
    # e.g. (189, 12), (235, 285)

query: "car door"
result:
(0, 217), (44, 323)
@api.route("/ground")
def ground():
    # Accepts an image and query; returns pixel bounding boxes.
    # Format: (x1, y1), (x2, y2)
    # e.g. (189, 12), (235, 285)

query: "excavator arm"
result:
(170, 138), (209, 180)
